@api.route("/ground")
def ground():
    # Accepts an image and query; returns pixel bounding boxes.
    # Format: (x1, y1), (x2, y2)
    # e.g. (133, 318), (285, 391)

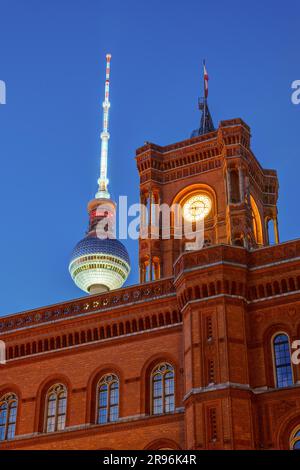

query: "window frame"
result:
(150, 362), (175, 416)
(96, 374), (119, 425)
(0, 392), (18, 441)
(44, 383), (67, 433)
(272, 332), (294, 389)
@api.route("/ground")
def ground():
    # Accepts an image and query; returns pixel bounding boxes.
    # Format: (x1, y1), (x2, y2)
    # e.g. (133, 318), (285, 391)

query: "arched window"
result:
(0, 393), (18, 441)
(273, 334), (293, 388)
(290, 426), (300, 450)
(151, 363), (175, 415)
(45, 384), (67, 433)
(97, 374), (119, 424)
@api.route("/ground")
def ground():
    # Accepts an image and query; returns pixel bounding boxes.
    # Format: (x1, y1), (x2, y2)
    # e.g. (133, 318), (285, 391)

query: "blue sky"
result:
(0, 0), (299, 316)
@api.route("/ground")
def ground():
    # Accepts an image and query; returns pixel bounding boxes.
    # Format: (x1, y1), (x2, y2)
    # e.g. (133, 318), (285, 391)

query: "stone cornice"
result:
(0, 278), (175, 335)
(174, 240), (300, 279)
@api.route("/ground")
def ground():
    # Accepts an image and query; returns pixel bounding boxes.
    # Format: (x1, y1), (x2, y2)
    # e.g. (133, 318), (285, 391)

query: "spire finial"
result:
(96, 53), (112, 199)
(191, 60), (215, 138)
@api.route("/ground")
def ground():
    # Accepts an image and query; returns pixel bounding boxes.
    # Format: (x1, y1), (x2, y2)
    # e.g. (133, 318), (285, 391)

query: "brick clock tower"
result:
(1, 63), (300, 451)
(135, 111), (289, 449)
(137, 117), (279, 282)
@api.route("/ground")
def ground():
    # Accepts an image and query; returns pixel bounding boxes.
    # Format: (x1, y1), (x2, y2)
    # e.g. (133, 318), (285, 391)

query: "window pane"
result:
(153, 373), (162, 382)
(8, 406), (17, 424)
(274, 334), (287, 344)
(109, 405), (119, 422)
(165, 371), (174, 379)
(165, 395), (175, 413)
(7, 424), (16, 440)
(277, 366), (293, 388)
(153, 375), (163, 398)
(98, 408), (107, 424)
(165, 377), (174, 395)
(98, 384), (108, 407)
(58, 397), (66, 415)
(275, 343), (291, 366)
(110, 383), (119, 406)
(0, 405), (7, 426)
(57, 414), (66, 431)
(46, 416), (55, 433)
(0, 426), (5, 441)
(153, 398), (163, 415)
(293, 440), (300, 450)
(47, 394), (57, 416)
(99, 389), (108, 407)
(110, 381), (118, 390)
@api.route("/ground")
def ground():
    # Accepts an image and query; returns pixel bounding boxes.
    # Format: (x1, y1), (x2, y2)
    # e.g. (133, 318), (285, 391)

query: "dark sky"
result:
(0, 0), (299, 316)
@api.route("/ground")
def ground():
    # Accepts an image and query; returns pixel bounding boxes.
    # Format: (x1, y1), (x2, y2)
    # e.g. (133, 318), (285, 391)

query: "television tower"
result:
(69, 55), (131, 294)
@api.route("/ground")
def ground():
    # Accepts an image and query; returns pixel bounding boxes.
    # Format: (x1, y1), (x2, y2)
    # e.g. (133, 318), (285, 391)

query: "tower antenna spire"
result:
(96, 53), (112, 199)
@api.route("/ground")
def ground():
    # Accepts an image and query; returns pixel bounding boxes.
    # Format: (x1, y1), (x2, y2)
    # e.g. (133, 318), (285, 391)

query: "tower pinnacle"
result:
(191, 60), (215, 138)
(96, 53), (112, 199)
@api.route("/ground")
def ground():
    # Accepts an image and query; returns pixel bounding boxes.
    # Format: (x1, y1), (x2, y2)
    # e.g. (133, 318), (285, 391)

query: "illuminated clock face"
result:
(183, 194), (212, 222)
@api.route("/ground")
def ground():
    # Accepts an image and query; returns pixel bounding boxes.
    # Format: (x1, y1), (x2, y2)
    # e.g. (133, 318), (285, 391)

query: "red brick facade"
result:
(0, 118), (300, 450)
